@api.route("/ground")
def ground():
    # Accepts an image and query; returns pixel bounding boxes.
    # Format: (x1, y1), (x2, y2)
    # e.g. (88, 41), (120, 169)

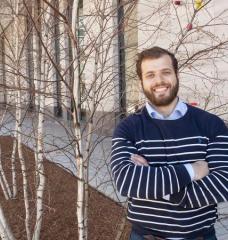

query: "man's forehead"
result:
(141, 56), (173, 72)
(142, 55), (172, 64)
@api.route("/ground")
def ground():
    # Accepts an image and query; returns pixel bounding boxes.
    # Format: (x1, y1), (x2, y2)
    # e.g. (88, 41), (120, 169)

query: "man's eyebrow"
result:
(144, 68), (172, 74)
(161, 68), (172, 71)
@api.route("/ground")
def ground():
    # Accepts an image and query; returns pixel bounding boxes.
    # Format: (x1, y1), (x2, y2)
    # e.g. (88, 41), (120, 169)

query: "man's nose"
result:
(154, 74), (164, 84)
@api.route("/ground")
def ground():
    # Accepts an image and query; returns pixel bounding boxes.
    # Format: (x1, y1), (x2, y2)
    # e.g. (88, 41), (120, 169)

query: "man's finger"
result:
(131, 154), (149, 166)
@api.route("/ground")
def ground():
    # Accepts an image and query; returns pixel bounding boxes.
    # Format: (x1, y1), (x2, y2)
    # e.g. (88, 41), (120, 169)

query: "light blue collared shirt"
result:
(146, 99), (188, 120)
(145, 99), (195, 183)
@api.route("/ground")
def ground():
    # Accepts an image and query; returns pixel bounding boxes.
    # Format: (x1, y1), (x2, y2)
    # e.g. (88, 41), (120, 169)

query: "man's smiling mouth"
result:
(153, 86), (169, 93)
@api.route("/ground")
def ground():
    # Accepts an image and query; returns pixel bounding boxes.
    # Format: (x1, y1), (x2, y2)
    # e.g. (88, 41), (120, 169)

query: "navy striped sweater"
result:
(111, 105), (228, 239)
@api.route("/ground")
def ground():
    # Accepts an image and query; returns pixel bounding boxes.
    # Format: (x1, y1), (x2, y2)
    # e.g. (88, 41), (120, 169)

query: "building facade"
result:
(0, 0), (227, 128)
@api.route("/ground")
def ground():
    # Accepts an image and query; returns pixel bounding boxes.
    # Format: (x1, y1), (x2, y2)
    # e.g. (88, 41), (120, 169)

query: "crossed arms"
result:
(111, 121), (228, 208)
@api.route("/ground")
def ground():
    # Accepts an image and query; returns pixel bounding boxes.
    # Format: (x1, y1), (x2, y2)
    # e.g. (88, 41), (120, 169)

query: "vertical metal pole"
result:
(117, 0), (126, 119)
(26, 13), (35, 111)
(54, 1), (62, 117)
(0, 37), (7, 105)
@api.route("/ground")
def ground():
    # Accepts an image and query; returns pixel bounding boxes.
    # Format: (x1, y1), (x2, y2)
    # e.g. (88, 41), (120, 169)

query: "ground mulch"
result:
(0, 136), (131, 240)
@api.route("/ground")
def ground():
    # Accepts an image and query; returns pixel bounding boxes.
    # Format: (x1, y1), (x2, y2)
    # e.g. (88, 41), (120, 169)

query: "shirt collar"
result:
(146, 99), (187, 120)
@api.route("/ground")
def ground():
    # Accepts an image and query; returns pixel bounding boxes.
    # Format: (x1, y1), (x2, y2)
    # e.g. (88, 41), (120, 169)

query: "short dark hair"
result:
(136, 46), (178, 80)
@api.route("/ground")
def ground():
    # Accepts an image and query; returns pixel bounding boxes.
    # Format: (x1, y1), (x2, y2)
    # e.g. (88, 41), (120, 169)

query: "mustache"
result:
(150, 84), (170, 90)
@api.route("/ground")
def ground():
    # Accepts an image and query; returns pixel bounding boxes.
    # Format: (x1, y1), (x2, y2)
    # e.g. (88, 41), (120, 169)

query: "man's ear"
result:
(138, 80), (143, 90)
(176, 72), (179, 80)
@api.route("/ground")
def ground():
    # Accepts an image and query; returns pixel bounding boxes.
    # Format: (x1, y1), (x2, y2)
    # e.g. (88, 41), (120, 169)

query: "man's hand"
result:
(191, 161), (209, 181)
(131, 154), (149, 166)
(131, 155), (209, 181)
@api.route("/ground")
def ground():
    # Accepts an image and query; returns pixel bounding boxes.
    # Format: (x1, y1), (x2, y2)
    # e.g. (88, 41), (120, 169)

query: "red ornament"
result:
(174, 1), (181, 5)
(190, 102), (198, 106)
(186, 23), (193, 31)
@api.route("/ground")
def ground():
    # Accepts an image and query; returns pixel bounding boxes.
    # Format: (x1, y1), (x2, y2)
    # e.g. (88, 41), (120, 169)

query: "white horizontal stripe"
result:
(136, 136), (208, 145)
(127, 216), (216, 228)
(208, 142), (228, 145)
(129, 209), (216, 220)
(111, 159), (132, 172)
(113, 161), (132, 176)
(208, 160), (228, 164)
(112, 137), (126, 141)
(112, 141), (120, 147)
(207, 148), (228, 151)
(217, 135), (228, 138)
(138, 144), (206, 151)
(148, 159), (204, 165)
(144, 223), (214, 234)
(111, 151), (131, 158)
(210, 166), (228, 170)
(111, 145), (137, 153)
(144, 151), (206, 157)
(112, 140), (132, 147)
(110, 156), (129, 167)
(206, 154), (228, 158)
(131, 197), (197, 207)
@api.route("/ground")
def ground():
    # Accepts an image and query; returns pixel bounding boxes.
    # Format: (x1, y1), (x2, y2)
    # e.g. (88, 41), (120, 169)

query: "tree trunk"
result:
(71, 1), (86, 239)
(0, 204), (15, 240)
(0, 146), (12, 199)
(11, 137), (18, 198)
(14, 0), (31, 239)
(32, 64), (46, 240)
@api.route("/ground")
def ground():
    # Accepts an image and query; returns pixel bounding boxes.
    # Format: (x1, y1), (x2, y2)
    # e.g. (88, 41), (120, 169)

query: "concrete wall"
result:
(0, 0), (227, 125)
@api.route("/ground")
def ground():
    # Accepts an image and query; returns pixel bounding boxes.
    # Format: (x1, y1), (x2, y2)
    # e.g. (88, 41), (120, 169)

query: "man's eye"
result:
(147, 74), (154, 78)
(163, 71), (171, 75)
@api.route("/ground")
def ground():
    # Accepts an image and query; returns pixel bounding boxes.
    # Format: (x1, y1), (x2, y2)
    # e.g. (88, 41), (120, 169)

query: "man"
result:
(111, 47), (228, 240)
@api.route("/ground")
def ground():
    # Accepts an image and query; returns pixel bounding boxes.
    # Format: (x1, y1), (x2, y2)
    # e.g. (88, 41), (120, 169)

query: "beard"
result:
(142, 78), (179, 107)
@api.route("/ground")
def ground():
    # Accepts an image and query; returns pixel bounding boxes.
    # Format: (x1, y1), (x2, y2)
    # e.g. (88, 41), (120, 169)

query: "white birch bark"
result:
(73, 115), (84, 240)
(32, 62), (46, 240)
(0, 220), (9, 240)
(71, 1), (86, 239)
(32, 0), (46, 192)
(0, 146), (12, 199)
(32, 1), (50, 238)
(0, 204), (15, 240)
(16, 78), (31, 240)
(14, 0), (31, 239)
(32, 0), (41, 187)
(32, 0), (42, 109)
(11, 137), (17, 198)
(72, 0), (81, 121)
(0, 175), (9, 200)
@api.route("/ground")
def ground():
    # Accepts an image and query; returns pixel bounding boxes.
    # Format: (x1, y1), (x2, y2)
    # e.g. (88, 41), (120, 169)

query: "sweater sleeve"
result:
(170, 117), (228, 208)
(111, 118), (192, 199)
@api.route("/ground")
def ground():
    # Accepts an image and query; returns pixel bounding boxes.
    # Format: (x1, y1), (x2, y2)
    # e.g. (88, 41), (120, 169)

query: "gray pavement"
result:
(0, 112), (228, 239)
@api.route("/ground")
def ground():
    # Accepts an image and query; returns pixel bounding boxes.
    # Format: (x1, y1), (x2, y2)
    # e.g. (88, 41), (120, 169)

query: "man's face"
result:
(141, 55), (179, 107)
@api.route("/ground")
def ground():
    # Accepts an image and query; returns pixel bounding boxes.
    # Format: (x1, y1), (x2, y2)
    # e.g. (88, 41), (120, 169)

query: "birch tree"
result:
(14, 0), (31, 238)
(0, 204), (15, 240)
